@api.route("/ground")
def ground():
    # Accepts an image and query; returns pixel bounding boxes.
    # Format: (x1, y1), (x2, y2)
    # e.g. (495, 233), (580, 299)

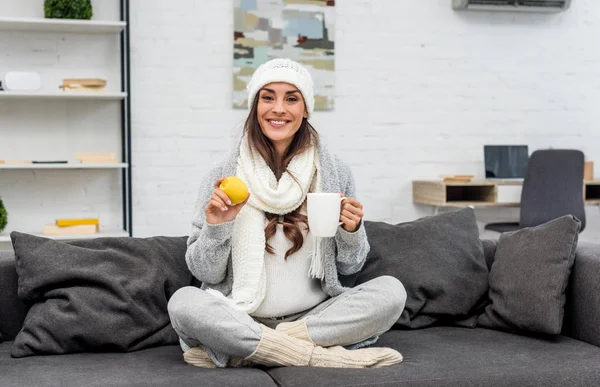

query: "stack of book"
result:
(43, 218), (100, 236)
(59, 78), (106, 92)
(76, 152), (117, 164)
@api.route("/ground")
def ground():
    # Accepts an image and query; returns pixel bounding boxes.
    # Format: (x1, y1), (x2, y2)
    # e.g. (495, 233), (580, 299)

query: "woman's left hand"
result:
(339, 193), (364, 233)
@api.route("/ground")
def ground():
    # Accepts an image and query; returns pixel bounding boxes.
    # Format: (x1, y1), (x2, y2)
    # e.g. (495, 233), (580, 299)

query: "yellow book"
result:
(56, 218), (99, 227)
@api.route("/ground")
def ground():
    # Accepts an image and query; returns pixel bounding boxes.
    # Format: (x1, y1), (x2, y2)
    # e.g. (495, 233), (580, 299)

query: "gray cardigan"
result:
(185, 139), (370, 299)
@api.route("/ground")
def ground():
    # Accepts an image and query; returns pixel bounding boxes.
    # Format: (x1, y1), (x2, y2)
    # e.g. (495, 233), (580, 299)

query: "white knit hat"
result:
(246, 58), (315, 118)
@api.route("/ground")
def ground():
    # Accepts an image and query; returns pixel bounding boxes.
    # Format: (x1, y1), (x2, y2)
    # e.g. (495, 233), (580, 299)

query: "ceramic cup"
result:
(307, 193), (344, 237)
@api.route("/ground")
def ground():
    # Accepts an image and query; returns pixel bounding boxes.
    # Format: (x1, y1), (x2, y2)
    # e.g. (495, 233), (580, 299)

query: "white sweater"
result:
(251, 222), (328, 318)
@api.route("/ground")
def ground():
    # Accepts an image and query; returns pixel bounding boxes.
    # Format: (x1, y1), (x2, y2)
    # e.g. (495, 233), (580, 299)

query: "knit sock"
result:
(184, 346), (254, 368)
(246, 325), (403, 368)
(183, 347), (216, 368)
(275, 319), (314, 344)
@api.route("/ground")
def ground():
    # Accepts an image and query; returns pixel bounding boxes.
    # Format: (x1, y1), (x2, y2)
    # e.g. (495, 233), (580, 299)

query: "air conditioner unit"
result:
(453, 0), (572, 12)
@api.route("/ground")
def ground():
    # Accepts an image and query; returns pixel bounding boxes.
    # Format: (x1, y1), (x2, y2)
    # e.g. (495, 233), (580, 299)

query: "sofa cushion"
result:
(0, 342), (277, 387)
(341, 207), (489, 328)
(10, 232), (192, 358)
(478, 215), (580, 335)
(266, 327), (600, 387)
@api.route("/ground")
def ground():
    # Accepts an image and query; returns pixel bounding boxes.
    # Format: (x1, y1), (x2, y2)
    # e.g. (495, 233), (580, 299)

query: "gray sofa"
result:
(2, 216), (600, 386)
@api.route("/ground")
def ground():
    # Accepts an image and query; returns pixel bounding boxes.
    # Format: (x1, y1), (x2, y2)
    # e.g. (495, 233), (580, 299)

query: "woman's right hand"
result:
(205, 178), (250, 225)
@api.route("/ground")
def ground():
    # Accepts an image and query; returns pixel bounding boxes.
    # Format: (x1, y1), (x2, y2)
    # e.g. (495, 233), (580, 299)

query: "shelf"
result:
(0, 91), (127, 100)
(0, 17), (126, 33)
(0, 163), (129, 169)
(0, 229), (130, 243)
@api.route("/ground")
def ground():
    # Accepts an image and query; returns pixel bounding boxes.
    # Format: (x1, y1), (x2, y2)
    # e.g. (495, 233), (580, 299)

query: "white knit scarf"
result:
(206, 135), (323, 314)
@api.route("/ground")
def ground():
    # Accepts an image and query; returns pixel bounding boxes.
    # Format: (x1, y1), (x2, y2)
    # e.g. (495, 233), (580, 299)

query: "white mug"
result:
(307, 193), (344, 237)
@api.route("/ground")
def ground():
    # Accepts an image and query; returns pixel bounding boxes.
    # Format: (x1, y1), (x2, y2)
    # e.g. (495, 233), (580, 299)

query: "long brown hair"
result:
(244, 95), (319, 259)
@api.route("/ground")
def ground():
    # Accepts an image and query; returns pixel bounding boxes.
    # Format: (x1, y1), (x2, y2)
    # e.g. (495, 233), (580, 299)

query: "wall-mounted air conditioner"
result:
(453, 0), (572, 12)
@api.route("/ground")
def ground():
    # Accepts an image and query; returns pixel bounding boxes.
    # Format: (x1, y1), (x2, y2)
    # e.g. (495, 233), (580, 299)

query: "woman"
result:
(168, 58), (407, 369)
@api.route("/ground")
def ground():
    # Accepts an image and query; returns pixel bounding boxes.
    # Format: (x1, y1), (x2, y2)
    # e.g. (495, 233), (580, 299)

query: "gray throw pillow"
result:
(340, 207), (489, 329)
(477, 215), (581, 335)
(10, 232), (192, 358)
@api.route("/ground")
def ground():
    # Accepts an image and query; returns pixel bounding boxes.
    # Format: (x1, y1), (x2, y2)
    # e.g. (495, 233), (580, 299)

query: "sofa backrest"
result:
(0, 250), (29, 341)
(481, 239), (497, 270)
(0, 239), (500, 342)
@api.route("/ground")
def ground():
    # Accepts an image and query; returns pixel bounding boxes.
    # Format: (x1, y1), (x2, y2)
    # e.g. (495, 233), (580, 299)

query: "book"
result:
(440, 175), (475, 183)
(76, 152), (118, 164)
(76, 152), (116, 159)
(56, 218), (99, 227)
(62, 78), (107, 87)
(78, 158), (118, 164)
(60, 86), (106, 93)
(60, 78), (107, 93)
(43, 224), (98, 235)
(0, 160), (33, 164)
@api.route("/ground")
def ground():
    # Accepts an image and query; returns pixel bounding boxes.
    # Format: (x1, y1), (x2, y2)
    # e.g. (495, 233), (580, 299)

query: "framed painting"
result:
(233, 0), (335, 110)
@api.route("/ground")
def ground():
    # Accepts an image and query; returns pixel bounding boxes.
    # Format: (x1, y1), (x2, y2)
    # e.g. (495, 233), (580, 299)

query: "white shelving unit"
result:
(0, 3), (132, 249)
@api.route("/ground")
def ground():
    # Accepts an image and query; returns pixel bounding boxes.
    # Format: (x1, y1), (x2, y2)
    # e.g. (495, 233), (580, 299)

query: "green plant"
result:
(44, 0), (93, 20)
(0, 198), (7, 233)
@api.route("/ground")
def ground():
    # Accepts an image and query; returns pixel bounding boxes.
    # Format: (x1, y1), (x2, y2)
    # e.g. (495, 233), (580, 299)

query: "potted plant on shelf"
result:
(44, 0), (93, 20)
(0, 198), (7, 234)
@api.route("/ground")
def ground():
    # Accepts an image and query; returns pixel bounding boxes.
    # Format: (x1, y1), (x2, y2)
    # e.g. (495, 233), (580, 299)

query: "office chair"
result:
(484, 149), (586, 233)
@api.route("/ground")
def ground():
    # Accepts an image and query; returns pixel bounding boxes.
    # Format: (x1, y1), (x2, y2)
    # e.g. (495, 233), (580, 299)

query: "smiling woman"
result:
(168, 58), (406, 370)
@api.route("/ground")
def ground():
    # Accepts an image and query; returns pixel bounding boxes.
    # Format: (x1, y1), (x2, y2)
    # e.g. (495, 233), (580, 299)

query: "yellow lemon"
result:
(219, 176), (249, 205)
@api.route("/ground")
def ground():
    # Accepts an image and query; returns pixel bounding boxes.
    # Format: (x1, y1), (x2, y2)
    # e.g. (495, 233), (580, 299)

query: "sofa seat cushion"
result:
(267, 327), (600, 387)
(0, 343), (277, 387)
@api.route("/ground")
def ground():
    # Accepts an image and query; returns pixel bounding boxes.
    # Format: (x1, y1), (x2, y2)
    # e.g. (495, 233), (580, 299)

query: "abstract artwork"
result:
(233, 0), (335, 110)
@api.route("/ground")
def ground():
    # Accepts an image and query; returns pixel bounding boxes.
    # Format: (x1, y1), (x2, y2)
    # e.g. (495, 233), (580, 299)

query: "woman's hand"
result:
(205, 178), (250, 225)
(339, 193), (364, 233)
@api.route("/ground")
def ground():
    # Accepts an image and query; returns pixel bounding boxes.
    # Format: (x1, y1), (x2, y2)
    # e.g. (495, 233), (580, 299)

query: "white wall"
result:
(130, 0), (600, 241)
(1, 0), (599, 242)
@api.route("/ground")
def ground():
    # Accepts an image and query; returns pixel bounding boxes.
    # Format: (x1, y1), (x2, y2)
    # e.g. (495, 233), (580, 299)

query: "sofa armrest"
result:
(0, 250), (29, 341)
(563, 242), (600, 347)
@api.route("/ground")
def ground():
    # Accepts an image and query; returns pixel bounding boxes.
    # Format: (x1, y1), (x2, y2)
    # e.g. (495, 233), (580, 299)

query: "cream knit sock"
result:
(184, 346), (253, 368)
(246, 325), (403, 368)
(183, 347), (216, 368)
(275, 319), (314, 344)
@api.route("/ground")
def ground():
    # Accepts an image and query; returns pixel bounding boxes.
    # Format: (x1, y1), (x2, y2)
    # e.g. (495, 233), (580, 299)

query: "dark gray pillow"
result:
(477, 215), (580, 335)
(341, 207), (489, 329)
(10, 232), (192, 358)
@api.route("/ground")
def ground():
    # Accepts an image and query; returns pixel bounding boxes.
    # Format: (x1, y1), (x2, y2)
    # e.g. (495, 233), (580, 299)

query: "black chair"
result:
(485, 149), (586, 233)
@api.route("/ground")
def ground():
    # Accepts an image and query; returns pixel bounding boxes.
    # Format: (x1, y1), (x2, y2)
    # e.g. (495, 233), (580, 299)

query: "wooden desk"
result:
(413, 179), (600, 208)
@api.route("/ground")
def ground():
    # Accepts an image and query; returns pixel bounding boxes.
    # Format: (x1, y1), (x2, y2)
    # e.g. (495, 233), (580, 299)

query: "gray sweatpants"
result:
(167, 275), (406, 362)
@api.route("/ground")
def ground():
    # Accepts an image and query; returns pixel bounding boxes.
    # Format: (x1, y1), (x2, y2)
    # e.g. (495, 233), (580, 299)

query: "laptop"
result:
(484, 145), (529, 180)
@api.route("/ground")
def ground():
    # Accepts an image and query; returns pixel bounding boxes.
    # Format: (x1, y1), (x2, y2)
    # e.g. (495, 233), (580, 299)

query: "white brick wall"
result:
(131, 0), (600, 240)
(1, 0), (599, 243)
